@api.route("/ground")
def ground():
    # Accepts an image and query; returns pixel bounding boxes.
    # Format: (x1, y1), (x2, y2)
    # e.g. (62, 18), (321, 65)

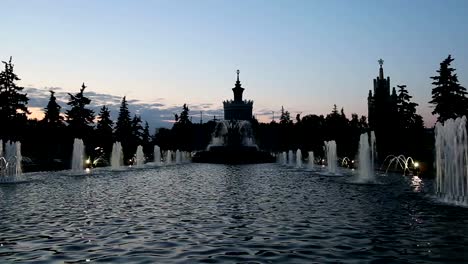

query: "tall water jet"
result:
(165, 150), (172, 165)
(308, 151), (315, 170)
(1, 141), (23, 181)
(435, 116), (468, 205)
(356, 132), (377, 183)
(325, 141), (337, 174)
(282, 151), (287, 165)
(154, 145), (162, 165)
(288, 150), (294, 166)
(111, 142), (123, 169)
(175, 150), (181, 164)
(296, 149), (302, 168)
(71, 138), (84, 172)
(135, 145), (145, 166)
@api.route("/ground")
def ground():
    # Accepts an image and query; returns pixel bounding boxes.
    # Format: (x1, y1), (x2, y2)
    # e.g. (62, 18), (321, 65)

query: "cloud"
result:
(24, 87), (222, 130)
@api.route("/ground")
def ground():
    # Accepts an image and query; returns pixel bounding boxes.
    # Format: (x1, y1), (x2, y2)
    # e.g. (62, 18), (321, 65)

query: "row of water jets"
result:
(2, 117), (467, 205)
(276, 132), (376, 183)
(72, 139), (191, 172)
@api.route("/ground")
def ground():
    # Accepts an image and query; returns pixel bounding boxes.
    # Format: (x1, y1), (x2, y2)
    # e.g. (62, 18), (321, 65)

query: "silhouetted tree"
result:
(115, 97), (134, 162)
(131, 115), (143, 143)
(66, 83), (95, 139)
(42, 90), (63, 127)
(396, 85), (423, 129)
(172, 103), (193, 150)
(279, 106), (292, 125)
(429, 55), (468, 122)
(0, 57), (30, 139)
(95, 105), (114, 160)
(115, 96), (132, 142)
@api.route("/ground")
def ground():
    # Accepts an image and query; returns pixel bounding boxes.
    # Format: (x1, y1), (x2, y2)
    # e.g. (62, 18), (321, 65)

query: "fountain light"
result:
(414, 162), (419, 168)
(85, 158), (91, 165)
(85, 168), (91, 173)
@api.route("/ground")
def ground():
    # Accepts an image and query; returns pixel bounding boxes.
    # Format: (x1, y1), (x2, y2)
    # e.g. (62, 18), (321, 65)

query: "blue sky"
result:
(2, 0), (468, 128)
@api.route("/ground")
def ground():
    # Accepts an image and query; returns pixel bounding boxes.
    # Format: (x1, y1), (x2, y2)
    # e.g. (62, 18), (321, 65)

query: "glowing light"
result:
(85, 158), (91, 165)
(414, 162), (419, 168)
(351, 160), (354, 163)
(85, 168), (91, 173)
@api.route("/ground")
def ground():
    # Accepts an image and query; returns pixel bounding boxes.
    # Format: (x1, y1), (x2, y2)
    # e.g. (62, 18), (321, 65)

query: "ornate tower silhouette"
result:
(223, 70), (253, 120)
(367, 59), (398, 156)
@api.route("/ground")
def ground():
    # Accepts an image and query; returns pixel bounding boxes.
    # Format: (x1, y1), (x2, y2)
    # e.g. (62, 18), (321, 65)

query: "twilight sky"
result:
(1, 0), (468, 128)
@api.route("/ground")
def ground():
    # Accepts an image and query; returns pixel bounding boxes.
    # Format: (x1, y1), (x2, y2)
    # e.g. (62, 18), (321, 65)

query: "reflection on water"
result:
(1, 164), (468, 263)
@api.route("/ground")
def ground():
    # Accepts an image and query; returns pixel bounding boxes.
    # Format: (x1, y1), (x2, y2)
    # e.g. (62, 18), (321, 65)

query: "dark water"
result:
(1, 164), (467, 263)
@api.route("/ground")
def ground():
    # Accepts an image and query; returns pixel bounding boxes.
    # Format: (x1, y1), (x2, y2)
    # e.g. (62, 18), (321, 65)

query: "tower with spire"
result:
(367, 59), (398, 156)
(223, 70), (253, 120)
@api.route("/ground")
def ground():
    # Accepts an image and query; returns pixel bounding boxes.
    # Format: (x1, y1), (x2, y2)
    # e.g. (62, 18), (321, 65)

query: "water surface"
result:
(1, 164), (467, 263)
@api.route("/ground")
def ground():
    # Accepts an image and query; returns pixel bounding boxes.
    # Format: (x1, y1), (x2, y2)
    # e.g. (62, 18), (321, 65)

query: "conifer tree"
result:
(42, 90), (63, 126)
(95, 105), (114, 159)
(279, 106), (292, 125)
(396, 85), (423, 129)
(66, 83), (95, 138)
(131, 115), (143, 142)
(0, 57), (30, 138)
(429, 55), (468, 122)
(96, 105), (113, 134)
(142, 121), (151, 145)
(114, 96), (132, 142)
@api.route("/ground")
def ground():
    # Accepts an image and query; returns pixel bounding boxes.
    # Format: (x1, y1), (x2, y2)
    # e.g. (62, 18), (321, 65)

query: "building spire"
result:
(378, 58), (384, 79)
(232, 69), (244, 102)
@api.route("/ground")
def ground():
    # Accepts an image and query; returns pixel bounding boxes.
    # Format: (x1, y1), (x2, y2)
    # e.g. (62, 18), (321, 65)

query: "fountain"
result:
(193, 120), (274, 164)
(0, 140), (23, 182)
(434, 116), (468, 205)
(381, 154), (417, 174)
(308, 151), (315, 170)
(175, 150), (181, 164)
(111, 142), (123, 169)
(355, 132), (377, 183)
(325, 141), (337, 174)
(288, 150), (294, 166)
(71, 138), (84, 172)
(282, 151), (287, 165)
(135, 145), (145, 166)
(165, 150), (173, 165)
(296, 149), (302, 168)
(154, 145), (162, 165)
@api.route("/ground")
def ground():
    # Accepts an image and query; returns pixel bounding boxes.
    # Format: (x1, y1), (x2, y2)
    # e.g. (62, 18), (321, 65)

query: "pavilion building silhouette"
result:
(223, 70), (253, 121)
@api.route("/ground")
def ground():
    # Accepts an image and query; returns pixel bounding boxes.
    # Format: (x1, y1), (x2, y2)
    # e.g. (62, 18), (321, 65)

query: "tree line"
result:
(0, 55), (466, 170)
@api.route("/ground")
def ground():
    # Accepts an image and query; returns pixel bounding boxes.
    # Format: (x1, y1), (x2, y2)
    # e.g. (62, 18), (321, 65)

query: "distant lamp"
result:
(85, 168), (91, 173)
(85, 158), (91, 165)
(414, 162), (419, 168)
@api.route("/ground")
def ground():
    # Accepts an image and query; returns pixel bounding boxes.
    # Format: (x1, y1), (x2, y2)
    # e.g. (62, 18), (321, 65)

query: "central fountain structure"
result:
(192, 70), (274, 164)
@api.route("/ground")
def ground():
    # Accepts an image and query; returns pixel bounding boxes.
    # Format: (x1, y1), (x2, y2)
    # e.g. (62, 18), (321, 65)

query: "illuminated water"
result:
(1, 164), (468, 263)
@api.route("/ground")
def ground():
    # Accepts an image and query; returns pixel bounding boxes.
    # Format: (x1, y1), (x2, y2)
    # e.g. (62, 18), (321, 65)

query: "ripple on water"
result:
(0, 164), (468, 263)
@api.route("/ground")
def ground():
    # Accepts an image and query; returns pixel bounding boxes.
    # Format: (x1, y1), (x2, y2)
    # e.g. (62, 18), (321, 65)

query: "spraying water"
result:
(166, 150), (172, 165)
(308, 151), (315, 170)
(154, 145), (162, 165)
(135, 145), (145, 166)
(325, 141), (337, 174)
(111, 142), (123, 169)
(356, 132), (377, 183)
(435, 116), (468, 205)
(176, 150), (181, 164)
(296, 149), (302, 168)
(282, 152), (287, 165)
(71, 139), (84, 172)
(0, 141), (23, 182)
(288, 150), (294, 166)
